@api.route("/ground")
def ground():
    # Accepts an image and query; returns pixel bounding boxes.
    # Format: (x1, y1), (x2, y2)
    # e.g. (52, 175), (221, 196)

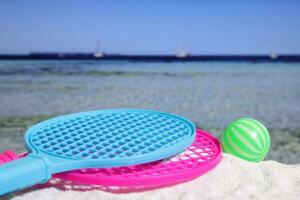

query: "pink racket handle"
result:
(0, 150), (20, 164)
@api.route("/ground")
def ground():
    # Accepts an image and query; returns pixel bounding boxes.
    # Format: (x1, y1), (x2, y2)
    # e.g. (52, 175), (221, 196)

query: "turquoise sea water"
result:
(0, 60), (300, 75)
(0, 60), (300, 130)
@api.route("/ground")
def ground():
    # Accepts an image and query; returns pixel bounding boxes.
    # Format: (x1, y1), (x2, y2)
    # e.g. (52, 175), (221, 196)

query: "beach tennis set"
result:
(0, 109), (270, 196)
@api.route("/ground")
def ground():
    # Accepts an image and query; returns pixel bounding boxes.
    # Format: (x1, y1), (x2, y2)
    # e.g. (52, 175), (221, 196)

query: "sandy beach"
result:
(1, 154), (299, 200)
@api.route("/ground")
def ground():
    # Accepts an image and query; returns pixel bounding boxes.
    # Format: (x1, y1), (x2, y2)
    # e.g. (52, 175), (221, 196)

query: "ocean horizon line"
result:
(1, 53), (300, 62)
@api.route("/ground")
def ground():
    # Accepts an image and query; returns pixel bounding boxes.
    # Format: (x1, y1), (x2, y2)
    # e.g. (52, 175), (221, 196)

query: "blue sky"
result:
(0, 1), (300, 54)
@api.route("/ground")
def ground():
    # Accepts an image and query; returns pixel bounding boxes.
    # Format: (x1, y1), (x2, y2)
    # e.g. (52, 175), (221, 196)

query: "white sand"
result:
(8, 153), (300, 200)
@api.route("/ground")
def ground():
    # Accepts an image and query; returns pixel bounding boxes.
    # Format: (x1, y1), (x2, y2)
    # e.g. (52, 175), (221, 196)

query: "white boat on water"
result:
(93, 52), (104, 58)
(176, 51), (188, 58)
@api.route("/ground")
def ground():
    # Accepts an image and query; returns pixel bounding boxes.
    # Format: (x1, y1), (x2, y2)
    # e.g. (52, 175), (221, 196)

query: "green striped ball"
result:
(221, 118), (271, 162)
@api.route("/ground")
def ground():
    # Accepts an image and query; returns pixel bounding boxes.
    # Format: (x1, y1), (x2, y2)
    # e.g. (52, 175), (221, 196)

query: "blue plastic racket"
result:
(0, 109), (195, 195)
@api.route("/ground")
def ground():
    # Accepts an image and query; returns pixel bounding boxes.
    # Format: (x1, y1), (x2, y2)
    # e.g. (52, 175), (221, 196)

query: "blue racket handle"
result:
(0, 154), (51, 196)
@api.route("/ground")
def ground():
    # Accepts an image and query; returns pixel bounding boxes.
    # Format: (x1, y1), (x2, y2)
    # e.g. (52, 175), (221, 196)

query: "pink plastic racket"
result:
(0, 129), (221, 192)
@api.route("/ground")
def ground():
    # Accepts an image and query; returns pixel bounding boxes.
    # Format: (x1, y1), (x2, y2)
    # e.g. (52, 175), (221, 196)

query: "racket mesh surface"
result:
(55, 129), (221, 187)
(30, 111), (193, 160)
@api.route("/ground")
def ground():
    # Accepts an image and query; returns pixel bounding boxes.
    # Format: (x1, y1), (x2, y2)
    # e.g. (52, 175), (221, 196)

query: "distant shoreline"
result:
(1, 54), (300, 62)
